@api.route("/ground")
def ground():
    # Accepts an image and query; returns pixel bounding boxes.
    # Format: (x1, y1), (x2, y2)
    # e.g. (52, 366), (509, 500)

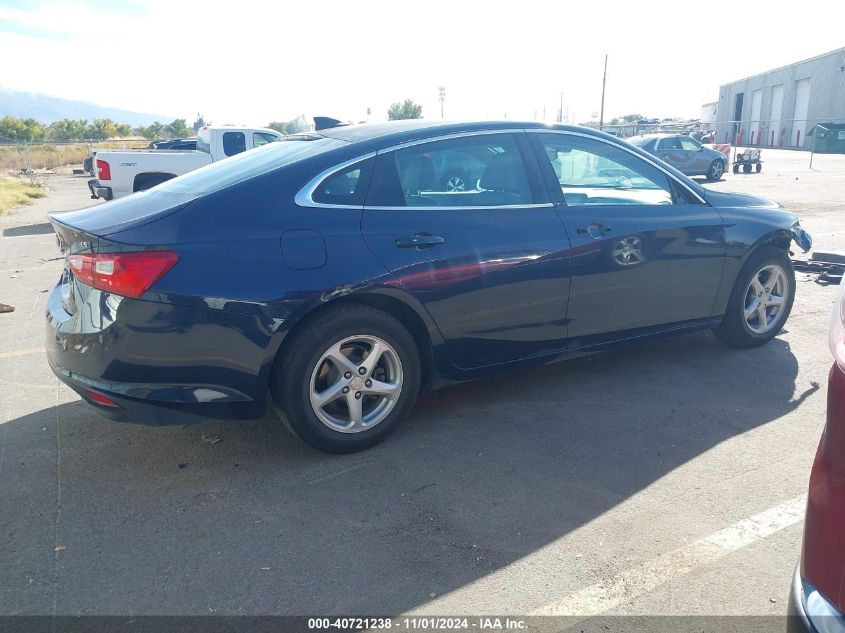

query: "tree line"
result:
(0, 115), (193, 143)
(0, 102), (425, 144)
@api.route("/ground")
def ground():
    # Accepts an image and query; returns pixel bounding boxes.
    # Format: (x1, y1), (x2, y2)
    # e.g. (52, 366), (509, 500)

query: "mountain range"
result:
(0, 88), (176, 125)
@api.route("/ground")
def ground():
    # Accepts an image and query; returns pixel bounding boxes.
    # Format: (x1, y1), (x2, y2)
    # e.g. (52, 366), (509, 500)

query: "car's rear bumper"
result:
(87, 178), (112, 200)
(46, 280), (276, 424)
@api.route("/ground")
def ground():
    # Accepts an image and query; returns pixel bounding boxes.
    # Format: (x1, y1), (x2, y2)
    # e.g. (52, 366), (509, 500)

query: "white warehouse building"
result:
(714, 47), (845, 149)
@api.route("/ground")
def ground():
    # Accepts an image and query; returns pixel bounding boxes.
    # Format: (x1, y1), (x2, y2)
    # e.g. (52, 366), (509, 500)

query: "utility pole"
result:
(599, 54), (608, 131)
(438, 86), (446, 118)
(558, 92), (563, 123)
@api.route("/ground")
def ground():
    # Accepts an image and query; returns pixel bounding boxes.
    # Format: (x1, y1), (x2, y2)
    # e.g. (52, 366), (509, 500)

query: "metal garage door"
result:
(770, 84), (784, 146)
(791, 78), (811, 147)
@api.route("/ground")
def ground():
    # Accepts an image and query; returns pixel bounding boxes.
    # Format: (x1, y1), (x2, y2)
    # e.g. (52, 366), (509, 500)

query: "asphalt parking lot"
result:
(1, 149), (843, 619)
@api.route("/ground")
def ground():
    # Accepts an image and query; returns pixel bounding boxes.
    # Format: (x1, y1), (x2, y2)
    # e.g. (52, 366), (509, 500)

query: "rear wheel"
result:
(756, 162), (762, 173)
(714, 246), (795, 348)
(732, 163), (740, 174)
(272, 304), (421, 453)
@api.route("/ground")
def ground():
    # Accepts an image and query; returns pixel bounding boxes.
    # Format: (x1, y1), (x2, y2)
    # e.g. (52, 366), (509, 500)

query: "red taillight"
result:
(87, 391), (117, 407)
(67, 251), (178, 299)
(802, 364), (845, 612)
(96, 159), (111, 181)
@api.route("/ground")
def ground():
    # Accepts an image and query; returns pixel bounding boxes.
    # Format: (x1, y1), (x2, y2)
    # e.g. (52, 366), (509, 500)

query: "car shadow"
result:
(0, 331), (812, 615)
(2, 222), (55, 237)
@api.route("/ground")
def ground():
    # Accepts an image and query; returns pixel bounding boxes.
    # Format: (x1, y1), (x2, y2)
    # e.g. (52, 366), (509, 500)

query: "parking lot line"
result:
(0, 347), (44, 359)
(530, 495), (806, 616)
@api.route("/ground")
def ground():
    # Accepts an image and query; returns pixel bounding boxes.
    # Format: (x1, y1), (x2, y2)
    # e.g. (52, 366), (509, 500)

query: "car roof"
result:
(316, 120), (615, 145)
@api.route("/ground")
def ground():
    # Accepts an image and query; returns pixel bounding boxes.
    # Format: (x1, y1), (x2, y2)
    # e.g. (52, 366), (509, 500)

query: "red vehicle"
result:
(790, 277), (845, 631)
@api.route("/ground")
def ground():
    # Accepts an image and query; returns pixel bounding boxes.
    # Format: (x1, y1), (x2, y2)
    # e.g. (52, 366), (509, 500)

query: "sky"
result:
(0, 0), (843, 127)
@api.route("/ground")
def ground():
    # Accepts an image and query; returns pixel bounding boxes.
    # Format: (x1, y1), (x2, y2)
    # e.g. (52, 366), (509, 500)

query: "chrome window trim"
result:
(364, 203), (555, 211)
(525, 128), (708, 205)
(294, 152), (377, 209)
(294, 127), (704, 210)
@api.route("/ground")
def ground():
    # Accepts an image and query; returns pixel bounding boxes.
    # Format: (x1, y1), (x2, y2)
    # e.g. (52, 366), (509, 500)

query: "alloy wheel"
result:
(309, 335), (403, 433)
(743, 264), (788, 334)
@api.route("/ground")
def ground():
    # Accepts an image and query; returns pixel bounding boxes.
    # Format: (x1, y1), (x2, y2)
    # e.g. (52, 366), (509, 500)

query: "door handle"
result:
(576, 222), (612, 240)
(395, 233), (446, 249)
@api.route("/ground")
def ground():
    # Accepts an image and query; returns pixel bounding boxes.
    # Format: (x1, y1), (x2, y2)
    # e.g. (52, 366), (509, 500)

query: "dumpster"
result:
(810, 123), (845, 154)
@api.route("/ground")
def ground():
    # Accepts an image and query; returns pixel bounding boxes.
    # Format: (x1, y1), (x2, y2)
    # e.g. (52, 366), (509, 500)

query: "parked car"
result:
(87, 126), (282, 200)
(627, 133), (727, 181)
(47, 121), (811, 453)
(148, 138), (198, 151)
(788, 277), (845, 633)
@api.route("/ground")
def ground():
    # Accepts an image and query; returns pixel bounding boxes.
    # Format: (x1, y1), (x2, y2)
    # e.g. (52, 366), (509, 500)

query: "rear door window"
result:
(222, 131), (247, 156)
(366, 133), (536, 208)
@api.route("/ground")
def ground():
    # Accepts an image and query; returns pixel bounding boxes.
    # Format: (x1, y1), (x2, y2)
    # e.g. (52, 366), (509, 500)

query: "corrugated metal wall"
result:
(714, 47), (845, 149)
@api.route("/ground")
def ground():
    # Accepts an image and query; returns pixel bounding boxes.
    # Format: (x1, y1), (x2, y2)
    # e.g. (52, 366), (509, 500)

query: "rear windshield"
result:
(153, 136), (345, 195)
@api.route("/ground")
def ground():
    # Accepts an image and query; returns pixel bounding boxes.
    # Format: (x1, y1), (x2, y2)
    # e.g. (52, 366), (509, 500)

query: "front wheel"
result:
(705, 160), (725, 181)
(713, 246), (795, 348)
(272, 304), (421, 453)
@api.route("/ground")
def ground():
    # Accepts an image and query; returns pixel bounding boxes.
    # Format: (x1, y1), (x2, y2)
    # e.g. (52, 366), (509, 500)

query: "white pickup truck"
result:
(87, 126), (282, 200)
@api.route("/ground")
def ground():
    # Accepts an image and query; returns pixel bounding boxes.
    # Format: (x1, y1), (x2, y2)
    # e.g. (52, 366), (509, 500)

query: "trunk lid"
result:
(49, 187), (196, 243)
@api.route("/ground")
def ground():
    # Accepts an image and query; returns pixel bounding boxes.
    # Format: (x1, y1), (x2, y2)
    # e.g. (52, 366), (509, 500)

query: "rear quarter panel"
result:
(103, 152), (447, 402)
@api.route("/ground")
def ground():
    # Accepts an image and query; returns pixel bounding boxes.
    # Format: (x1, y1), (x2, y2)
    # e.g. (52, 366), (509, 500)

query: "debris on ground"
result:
(201, 434), (222, 444)
(0, 303), (14, 313)
(792, 251), (844, 284)
(54, 545), (65, 552)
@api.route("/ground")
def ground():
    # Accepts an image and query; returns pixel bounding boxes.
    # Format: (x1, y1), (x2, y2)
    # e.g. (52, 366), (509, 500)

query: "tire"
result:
(705, 160), (725, 181)
(732, 163), (740, 174)
(742, 163), (753, 174)
(134, 174), (174, 192)
(271, 304), (421, 453)
(756, 163), (762, 173)
(713, 245), (795, 348)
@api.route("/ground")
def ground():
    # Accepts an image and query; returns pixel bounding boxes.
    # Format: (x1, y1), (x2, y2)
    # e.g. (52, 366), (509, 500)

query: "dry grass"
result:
(0, 176), (47, 214)
(0, 144), (89, 172)
(0, 139), (149, 173)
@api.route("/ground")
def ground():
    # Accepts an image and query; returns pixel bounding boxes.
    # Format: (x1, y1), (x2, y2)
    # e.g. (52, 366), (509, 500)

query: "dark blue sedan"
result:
(47, 121), (811, 453)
